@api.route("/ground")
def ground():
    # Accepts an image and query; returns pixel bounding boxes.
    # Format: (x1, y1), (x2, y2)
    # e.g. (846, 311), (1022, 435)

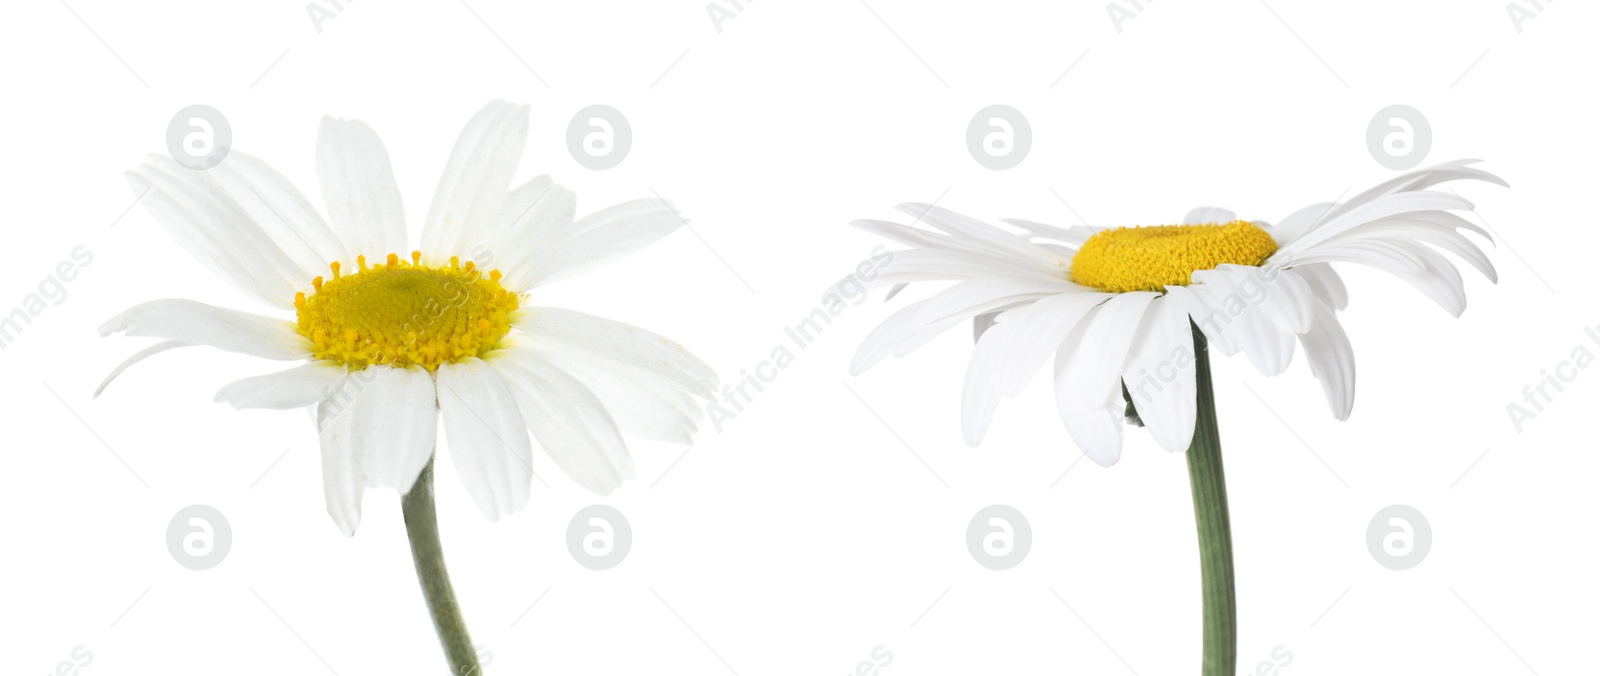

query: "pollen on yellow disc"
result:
(295, 254), (519, 371)
(1068, 220), (1279, 293)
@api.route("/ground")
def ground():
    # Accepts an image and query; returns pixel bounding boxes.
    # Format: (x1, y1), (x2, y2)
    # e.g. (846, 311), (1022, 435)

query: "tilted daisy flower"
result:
(97, 100), (717, 672)
(849, 160), (1503, 675)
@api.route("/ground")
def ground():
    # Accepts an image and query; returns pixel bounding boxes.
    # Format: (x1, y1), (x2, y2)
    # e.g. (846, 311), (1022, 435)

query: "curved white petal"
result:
(1163, 284), (1241, 357)
(866, 249), (1062, 287)
(488, 355), (632, 496)
(504, 199), (686, 289)
(126, 158), (305, 306)
(960, 292), (1110, 444)
(913, 277), (1078, 328)
(316, 116), (407, 258)
(496, 342), (705, 445)
(1062, 292), (1159, 408)
(215, 361), (347, 410)
(999, 218), (1097, 248)
(1319, 161), (1505, 228)
(422, 101), (530, 262)
(1299, 299), (1356, 420)
(1054, 336), (1124, 467)
(95, 340), (193, 397)
(996, 292), (1110, 398)
(1190, 269), (1295, 376)
(1120, 295), (1198, 453)
(1294, 263), (1348, 311)
(1049, 293), (1159, 466)
(100, 299), (311, 359)
(851, 299), (941, 375)
(485, 178), (579, 288)
(895, 203), (1058, 265)
(511, 307), (718, 398)
(1321, 219), (1497, 282)
(207, 150), (348, 276)
(316, 389), (364, 536)
(1275, 190), (1474, 258)
(436, 358), (534, 520)
(314, 367), (439, 535)
(961, 312), (1024, 445)
(1267, 202), (1336, 245)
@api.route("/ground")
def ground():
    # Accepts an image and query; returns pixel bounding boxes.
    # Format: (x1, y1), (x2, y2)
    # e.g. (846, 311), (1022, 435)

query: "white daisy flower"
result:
(851, 160), (1504, 466)
(99, 100), (719, 536)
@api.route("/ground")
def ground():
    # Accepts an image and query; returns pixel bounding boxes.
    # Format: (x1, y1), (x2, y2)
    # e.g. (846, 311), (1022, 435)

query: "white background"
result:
(2, 1), (1595, 674)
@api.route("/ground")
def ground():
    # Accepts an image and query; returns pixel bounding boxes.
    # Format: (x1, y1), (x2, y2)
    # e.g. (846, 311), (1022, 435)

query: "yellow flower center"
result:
(1068, 220), (1279, 293)
(294, 251), (519, 371)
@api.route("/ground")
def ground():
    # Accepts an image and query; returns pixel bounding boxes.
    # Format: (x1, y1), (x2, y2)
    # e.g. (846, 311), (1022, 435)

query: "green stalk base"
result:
(402, 458), (482, 675)
(1186, 323), (1236, 676)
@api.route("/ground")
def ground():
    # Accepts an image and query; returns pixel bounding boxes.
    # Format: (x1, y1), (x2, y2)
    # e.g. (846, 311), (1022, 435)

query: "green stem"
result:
(402, 457), (481, 675)
(1186, 323), (1236, 676)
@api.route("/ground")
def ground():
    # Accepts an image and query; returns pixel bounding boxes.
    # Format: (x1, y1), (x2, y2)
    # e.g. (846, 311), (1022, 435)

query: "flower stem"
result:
(402, 457), (481, 675)
(1186, 323), (1236, 676)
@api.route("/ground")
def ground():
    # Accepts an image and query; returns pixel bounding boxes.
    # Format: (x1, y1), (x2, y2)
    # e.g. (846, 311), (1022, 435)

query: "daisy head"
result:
(850, 161), (1505, 466)
(100, 101), (718, 535)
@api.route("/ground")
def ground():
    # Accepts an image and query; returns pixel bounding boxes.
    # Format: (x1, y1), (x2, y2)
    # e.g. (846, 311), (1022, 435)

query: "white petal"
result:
(422, 101), (530, 262)
(1190, 269), (1295, 376)
(100, 299), (311, 359)
(505, 198), (686, 288)
(216, 361), (346, 410)
(1267, 202), (1336, 245)
(1163, 284), (1242, 356)
(1321, 219), (1496, 282)
(1277, 190), (1473, 257)
(851, 299), (937, 374)
(315, 380), (363, 536)
(308, 377), (440, 538)
(95, 340), (192, 397)
(485, 177), (578, 271)
(961, 312), (1024, 445)
(1320, 161), (1505, 228)
(207, 150), (348, 276)
(1048, 294), (1159, 466)
(488, 356), (632, 496)
(127, 159), (304, 306)
(1183, 207), (1236, 225)
(314, 368), (439, 533)
(496, 343), (703, 444)
(1054, 337), (1124, 467)
(436, 358), (534, 520)
(895, 204), (1058, 266)
(1120, 296), (1198, 453)
(999, 218), (1097, 248)
(961, 291), (1111, 444)
(316, 116), (407, 258)
(912, 277), (1076, 328)
(868, 248), (1061, 287)
(1294, 263), (1348, 311)
(996, 292), (1110, 397)
(1299, 299), (1356, 420)
(511, 307), (718, 398)
(1062, 292), (1159, 408)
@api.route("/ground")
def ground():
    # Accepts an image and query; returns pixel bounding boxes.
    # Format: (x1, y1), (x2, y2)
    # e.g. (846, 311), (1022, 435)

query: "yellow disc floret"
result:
(1068, 220), (1279, 293)
(294, 252), (519, 371)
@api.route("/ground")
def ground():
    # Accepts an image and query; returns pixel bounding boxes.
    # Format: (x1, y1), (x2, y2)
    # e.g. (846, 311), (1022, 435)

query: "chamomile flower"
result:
(850, 160), (1503, 674)
(851, 160), (1504, 466)
(99, 101), (719, 535)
